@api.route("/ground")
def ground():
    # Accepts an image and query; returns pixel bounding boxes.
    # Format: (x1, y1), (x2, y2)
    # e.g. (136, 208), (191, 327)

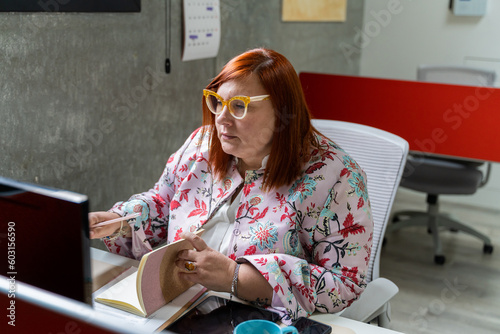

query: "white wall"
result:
(360, 0), (500, 210)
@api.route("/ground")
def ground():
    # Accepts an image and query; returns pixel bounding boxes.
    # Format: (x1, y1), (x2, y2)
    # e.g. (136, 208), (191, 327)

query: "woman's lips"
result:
(221, 133), (237, 140)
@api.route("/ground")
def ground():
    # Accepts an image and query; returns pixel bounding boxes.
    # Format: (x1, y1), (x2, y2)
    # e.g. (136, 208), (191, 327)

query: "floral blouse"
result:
(105, 126), (373, 321)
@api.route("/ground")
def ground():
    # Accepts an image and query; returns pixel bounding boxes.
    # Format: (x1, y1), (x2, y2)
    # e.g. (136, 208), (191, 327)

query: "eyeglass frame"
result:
(203, 89), (271, 120)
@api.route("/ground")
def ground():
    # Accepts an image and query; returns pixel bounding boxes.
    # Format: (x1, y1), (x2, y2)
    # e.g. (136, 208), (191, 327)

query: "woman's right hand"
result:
(88, 211), (121, 239)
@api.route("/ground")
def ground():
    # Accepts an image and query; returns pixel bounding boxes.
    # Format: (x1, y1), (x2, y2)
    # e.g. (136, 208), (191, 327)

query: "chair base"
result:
(389, 196), (493, 264)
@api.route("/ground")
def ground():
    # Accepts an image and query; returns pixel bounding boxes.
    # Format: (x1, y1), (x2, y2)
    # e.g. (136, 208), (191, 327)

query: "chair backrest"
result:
(417, 65), (494, 184)
(417, 65), (496, 87)
(311, 119), (409, 282)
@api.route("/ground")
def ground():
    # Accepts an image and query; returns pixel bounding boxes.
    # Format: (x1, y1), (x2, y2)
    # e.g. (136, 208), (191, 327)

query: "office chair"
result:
(390, 65), (496, 265)
(311, 119), (409, 327)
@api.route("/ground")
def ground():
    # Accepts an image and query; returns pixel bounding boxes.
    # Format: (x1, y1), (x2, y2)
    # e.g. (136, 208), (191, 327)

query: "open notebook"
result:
(95, 230), (204, 317)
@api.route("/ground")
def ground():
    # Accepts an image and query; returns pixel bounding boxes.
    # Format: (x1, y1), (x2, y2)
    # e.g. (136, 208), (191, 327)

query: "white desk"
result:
(91, 247), (404, 334)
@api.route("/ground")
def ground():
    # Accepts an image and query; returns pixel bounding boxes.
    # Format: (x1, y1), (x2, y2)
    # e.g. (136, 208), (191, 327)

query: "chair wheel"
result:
(434, 255), (445, 265)
(484, 244), (494, 254)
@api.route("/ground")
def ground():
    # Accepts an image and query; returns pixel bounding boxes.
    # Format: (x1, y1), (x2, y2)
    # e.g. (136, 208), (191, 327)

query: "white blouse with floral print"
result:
(105, 126), (373, 322)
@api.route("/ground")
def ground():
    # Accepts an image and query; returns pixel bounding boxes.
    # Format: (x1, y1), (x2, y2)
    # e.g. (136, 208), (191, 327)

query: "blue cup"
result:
(234, 319), (298, 334)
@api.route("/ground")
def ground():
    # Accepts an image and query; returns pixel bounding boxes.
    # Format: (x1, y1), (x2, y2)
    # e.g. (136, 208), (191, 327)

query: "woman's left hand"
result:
(175, 232), (237, 292)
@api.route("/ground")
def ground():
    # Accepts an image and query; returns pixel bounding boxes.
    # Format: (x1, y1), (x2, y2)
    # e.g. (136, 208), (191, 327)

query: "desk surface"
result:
(300, 72), (500, 163)
(91, 248), (404, 334)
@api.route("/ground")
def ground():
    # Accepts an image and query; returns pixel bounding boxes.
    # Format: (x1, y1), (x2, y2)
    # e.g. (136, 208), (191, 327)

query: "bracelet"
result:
(104, 220), (127, 241)
(230, 263), (241, 300)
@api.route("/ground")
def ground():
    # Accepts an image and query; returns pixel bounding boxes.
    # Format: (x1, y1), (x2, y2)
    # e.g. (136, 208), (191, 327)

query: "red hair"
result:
(202, 48), (319, 191)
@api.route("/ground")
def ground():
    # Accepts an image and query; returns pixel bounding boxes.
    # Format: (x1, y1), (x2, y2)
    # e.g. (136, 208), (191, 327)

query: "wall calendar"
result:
(182, 0), (221, 61)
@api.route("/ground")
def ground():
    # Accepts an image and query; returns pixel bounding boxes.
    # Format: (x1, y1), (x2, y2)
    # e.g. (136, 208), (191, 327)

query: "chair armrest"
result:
(340, 277), (399, 323)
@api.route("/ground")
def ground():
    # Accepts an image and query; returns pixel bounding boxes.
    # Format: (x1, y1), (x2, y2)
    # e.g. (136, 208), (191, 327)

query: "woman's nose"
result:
(216, 105), (232, 124)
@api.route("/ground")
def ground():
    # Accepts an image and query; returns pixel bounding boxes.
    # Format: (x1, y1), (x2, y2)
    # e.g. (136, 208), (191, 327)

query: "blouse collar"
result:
(234, 155), (269, 170)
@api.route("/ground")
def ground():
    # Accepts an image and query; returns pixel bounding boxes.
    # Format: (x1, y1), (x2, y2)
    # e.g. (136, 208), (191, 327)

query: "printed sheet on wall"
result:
(182, 0), (221, 61)
(282, 0), (347, 22)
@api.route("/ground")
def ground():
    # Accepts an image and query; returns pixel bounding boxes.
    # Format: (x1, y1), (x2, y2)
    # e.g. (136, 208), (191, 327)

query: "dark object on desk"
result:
(0, 176), (92, 305)
(292, 317), (332, 334)
(390, 65), (496, 265)
(165, 295), (280, 334)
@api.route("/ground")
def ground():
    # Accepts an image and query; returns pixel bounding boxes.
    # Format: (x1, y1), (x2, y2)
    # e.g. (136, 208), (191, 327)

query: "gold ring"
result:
(185, 261), (196, 272)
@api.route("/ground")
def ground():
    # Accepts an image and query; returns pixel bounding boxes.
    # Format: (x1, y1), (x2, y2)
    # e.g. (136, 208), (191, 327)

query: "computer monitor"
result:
(0, 278), (152, 333)
(0, 176), (92, 305)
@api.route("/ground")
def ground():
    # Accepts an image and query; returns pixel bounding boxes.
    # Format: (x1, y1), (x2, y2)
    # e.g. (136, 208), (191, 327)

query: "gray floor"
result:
(381, 190), (500, 334)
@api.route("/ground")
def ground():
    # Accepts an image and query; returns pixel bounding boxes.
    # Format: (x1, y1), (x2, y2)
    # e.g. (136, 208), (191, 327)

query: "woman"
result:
(89, 48), (373, 321)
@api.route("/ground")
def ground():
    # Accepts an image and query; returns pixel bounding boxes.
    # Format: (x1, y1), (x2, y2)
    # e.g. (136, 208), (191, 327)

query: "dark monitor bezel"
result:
(0, 176), (92, 305)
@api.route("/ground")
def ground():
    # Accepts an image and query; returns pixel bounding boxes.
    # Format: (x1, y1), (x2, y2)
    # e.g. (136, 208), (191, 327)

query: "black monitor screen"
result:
(0, 0), (141, 12)
(0, 177), (91, 305)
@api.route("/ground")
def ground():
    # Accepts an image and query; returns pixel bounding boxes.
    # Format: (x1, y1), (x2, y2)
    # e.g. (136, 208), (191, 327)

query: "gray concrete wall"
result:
(1, 0), (364, 213)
